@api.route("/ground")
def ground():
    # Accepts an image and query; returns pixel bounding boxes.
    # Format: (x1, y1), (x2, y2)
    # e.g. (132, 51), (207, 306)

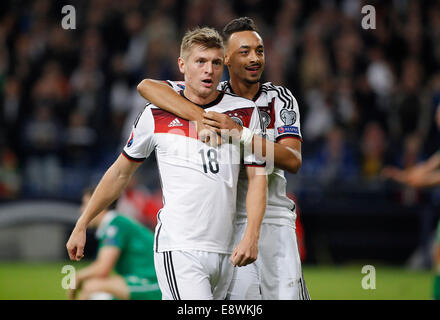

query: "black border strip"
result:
(168, 252), (181, 300)
(275, 134), (303, 142)
(163, 252), (177, 300)
(121, 151), (145, 163)
(154, 209), (162, 252)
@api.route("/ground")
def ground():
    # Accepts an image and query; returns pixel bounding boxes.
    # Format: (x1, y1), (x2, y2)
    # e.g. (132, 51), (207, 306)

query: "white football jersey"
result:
(220, 81), (302, 227)
(123, 81), (264, 254)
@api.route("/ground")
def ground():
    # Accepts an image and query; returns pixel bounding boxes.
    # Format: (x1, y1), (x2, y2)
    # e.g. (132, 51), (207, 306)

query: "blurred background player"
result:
(136, 17), (309, 300)
(69, 186), (160, 300)
(382, 104), (440, 299)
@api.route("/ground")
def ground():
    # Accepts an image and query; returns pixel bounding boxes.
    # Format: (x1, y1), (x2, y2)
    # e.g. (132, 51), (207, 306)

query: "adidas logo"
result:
(168, 118), (183, 127)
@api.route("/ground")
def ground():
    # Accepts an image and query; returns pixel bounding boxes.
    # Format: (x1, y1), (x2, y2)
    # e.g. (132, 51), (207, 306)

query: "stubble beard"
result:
(244, 77), (260, 85)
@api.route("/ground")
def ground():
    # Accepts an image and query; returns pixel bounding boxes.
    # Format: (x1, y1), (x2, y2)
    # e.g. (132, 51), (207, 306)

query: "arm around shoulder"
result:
(137, 79), (205, 121)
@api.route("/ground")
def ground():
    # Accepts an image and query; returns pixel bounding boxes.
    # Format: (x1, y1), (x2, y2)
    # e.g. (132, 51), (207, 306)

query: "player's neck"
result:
(183, 87), (220, 106)
(229, 78), (260, 101)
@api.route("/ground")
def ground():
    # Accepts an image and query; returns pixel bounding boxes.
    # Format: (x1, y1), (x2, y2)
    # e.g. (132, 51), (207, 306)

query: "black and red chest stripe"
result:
(151, 108), (255, 138)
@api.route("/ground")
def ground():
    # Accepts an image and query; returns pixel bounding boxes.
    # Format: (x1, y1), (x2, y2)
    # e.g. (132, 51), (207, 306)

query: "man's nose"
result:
(204, 62), (214, 74)
(249, 50), (259, 64)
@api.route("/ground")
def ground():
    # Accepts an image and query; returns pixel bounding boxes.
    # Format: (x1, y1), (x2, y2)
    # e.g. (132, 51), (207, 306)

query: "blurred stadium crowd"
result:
(1, 0), (440, 209)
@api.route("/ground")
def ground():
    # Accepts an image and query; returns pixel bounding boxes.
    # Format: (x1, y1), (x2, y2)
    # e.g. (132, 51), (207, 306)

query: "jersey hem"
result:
(122, 150), (146, 162)
(276, 134), (303, 143)
(155, 246), (233, 255)
(244, 163), (266, 167)
(235, 207), (296, 228)
(236, 218), (296, 229)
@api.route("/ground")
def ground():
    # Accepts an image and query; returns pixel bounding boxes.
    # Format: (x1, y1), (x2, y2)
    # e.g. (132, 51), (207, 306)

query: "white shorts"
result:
(227, 223), (310, 300)
(154, 250), (233, 300)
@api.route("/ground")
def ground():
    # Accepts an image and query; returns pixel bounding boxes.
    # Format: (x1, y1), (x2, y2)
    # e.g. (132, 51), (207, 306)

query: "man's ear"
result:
(224, 52), (230, 66)
(177, 57), (185, 74)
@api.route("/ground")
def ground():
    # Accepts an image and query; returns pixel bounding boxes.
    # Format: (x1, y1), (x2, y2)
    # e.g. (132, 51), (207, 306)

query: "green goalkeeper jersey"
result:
(96, 211), (157, 281)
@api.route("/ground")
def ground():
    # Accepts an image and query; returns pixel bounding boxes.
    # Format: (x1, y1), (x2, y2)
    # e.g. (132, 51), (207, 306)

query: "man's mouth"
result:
(202, 79), (213, 87)
(245, 65), (261, 73)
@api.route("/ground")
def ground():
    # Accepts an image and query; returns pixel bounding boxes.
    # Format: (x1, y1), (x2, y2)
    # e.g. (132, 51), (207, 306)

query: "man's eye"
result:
(240, 51), (248, 54)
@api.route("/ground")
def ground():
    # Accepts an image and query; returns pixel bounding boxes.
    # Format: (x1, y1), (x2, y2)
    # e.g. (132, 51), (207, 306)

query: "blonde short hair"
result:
(180, 27), (224, 60)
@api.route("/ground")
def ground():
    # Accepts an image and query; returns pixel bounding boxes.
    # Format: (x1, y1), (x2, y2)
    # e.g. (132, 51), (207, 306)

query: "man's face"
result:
(225, 31), (265, 84)
(178, 45), (224, 99)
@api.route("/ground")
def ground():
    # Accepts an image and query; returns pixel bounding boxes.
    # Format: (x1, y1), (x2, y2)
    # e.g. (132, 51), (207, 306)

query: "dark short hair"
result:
(82, 185), (118, 211)
(222, 17), (259, 42)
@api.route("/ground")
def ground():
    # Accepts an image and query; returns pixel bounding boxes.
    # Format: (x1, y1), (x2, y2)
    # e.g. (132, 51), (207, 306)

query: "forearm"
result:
(201, 111), (302, 172)
(244, 171), (267, 239)
(137, 79), (205, 121)
(407, 170), (440, 188)
(413, 153), (440, 174)
(229, 168), (266, 267)
(76, 159), (134, 229)
(422, 172), (440, 187)
(251, 134), (302, 173)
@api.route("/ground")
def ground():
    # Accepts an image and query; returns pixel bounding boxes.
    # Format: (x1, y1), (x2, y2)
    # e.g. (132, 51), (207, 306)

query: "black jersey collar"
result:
(226, 81), (262, 102)
(179, 90), (225, 109)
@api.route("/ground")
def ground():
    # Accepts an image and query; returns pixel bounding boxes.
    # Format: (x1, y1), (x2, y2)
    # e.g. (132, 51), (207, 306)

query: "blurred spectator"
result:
(63, 110), (97, 168)
(123, 11), (148, 75)
(425, 73), (440, 154)
(389, 134), (424, 207)
(303, 82), (335, 142)
(334, 76), (357, 133)
(354, 74), (387, 137)
(44, 25), (78, 75)
(21, 104), (63, 195)
(109, 54), (132, 139)
(1, 76), (22, 152)
(0, 145), (20, 199)
(389, 58), (430, 145)
(31, 60), (70, 119)
(139, 12), (180, 81)
(311, 125), (359, 188)
(366, 46), (394, 111)
(70, 46), (104, 117)
(0, 26), (9, 86)
(299, 27), (330, 92)
(360, 121), (387, 179)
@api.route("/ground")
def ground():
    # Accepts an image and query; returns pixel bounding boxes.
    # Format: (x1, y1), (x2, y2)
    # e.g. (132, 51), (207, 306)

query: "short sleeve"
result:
(122, 105), (157, 162)
(100, 220), (127, 250)
(274, 87), (302, 142)
(165, 80), (185, 92)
